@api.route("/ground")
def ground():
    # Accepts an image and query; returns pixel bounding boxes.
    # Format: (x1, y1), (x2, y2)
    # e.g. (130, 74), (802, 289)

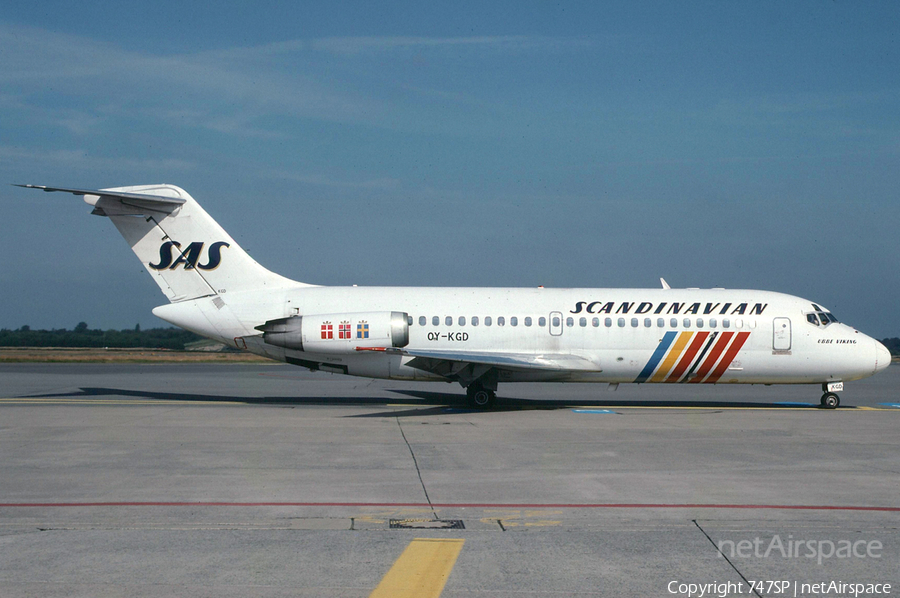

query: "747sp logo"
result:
(149, 241), (230, 271)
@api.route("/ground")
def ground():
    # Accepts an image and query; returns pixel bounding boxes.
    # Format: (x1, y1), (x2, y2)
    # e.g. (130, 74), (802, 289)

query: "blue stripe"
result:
(572, 409), (614, 414)
(879, 403), (900, 408)
(634, 331), (678, 383)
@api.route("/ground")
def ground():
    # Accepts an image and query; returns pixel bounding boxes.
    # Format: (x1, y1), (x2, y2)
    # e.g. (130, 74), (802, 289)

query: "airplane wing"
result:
(402, 348), (600, 372)
(394, 348), (600, 387)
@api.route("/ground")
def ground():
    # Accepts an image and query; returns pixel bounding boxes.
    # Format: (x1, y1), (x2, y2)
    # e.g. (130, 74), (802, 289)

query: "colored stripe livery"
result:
(634, 331), (750, 384)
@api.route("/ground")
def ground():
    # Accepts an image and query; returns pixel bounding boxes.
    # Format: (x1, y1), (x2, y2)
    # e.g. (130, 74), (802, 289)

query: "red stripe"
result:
(665, 332), (708, 382)
(704, 331), (752, 384)
(0, 501), (896, 512)
(688, 332), (734, 383)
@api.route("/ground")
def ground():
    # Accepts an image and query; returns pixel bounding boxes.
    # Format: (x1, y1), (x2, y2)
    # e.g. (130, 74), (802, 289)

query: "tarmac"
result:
(0, 362), (898, 597)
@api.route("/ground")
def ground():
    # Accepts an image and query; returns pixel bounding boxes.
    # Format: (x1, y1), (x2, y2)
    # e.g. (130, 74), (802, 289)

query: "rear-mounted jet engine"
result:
(256, 311), (409, 353)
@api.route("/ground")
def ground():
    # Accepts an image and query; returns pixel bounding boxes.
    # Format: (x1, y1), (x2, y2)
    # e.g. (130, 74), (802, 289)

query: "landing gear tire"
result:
(820, 392), (840, 409)
(467, 385), (495, 409)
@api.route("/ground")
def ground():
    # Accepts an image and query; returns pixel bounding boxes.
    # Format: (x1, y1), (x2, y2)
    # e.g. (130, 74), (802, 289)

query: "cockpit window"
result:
(806, 306), (838, 327)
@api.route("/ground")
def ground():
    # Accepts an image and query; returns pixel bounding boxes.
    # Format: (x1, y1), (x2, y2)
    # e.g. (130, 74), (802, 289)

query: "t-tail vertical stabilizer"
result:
(19, 184), (307, 343)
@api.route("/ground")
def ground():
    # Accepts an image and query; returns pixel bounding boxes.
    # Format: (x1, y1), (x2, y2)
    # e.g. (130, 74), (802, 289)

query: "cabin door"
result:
(773, 317), (791, 351)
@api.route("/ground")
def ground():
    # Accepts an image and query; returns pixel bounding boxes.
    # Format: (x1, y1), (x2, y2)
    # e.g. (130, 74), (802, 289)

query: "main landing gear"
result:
(820, 392), (840, 409)
(466, 382), (496, 408)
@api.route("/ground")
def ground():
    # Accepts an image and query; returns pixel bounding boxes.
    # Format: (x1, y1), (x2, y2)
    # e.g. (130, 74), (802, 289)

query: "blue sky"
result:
(2, 2), (898, 336)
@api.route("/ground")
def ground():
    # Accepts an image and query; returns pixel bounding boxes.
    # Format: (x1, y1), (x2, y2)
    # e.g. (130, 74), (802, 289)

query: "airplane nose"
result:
(875, 340), (892, 374)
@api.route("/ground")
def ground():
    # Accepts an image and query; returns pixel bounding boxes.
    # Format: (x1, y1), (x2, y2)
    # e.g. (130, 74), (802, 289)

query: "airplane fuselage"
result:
(23, 183), (890, 408)
(155, 285), (888, 387)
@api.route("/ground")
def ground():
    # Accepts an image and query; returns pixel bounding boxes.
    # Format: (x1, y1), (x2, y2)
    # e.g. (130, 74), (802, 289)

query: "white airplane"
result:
(20, 184), (891, 408)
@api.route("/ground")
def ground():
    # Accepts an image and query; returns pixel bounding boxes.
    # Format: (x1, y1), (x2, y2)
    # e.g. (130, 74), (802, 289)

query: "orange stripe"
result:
(649, 332), (693, 382)
(665, 331), (709, 382)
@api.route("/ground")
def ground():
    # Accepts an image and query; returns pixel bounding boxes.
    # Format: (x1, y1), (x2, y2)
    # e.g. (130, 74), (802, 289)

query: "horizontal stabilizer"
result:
(16, 184), (187, 217)
(15, 184), (186, 205)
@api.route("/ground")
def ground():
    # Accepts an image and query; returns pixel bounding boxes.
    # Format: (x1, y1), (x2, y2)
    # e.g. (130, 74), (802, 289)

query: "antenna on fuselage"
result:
(660, 278), (671, 290)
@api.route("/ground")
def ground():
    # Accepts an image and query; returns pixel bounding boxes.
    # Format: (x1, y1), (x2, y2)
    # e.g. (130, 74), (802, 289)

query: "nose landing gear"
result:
(819, 381), (843, 409)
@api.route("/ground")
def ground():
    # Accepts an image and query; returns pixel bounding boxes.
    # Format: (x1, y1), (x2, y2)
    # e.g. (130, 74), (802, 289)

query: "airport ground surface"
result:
(1, 363), (898, 597)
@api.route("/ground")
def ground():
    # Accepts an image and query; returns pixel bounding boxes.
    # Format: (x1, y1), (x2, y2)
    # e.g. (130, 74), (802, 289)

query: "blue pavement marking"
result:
(572, 409), (615, 414)
(878, 403), (900, 408)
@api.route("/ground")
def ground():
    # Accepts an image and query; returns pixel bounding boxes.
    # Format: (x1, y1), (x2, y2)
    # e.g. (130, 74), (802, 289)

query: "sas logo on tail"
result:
(149, 241), (230, 271)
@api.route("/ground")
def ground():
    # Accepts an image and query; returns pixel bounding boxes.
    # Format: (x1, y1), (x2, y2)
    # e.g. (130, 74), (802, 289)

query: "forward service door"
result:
(773, 317), (791, 351)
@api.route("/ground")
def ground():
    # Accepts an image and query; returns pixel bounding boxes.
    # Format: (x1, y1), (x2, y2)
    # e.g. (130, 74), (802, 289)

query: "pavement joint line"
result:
(396, 417), (436, 518)
(692, 520), (762, 598)
(369, 538), (464, 598)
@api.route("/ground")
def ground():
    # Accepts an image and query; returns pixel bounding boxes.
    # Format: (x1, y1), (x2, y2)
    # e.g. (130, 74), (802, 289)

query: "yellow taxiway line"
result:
(369, 538), (464, 598)
(388, 403), (898, 411)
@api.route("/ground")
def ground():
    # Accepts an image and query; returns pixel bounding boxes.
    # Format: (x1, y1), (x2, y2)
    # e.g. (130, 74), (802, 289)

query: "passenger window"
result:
(445, 316), (453, 326)
(722, 318), (730, 328)
(683, 318), (691, 328)
(566, 317), (574, 327)
(631, 318), (638, 327)
(592, 317), (600, 327)
(580, 317), (587, 327)
(539, 317), (546, 327)
(618, 318), (626, 327)
(498, 316), (505, 326)
(472, 316), (479, 326)
(419, 316), (426, 326)
(552, 316), (560, 327)
(525, 317), (532, 327)
(749, 319), (757, 329)
(657, 318), (665, 328)
(432, 316), (439, 326)
(605, 318), (613, 327)
(644, 318), (652, 328)
(697, 318), (704, 328)
(709, 318), (717, 328)
(485, 316), (493, 326)
(510, 316), (518, 327)
(670, 318), (678, 327)
(735, 318), (743, 329)
(459, 316), (466, 326)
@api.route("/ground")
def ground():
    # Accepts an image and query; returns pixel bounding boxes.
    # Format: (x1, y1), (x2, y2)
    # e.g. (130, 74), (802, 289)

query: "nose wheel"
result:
(820, 392), (840, 409)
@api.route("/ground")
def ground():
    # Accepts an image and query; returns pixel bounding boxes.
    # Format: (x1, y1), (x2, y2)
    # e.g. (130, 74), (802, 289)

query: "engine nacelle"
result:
(257, 311), (409, 353)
